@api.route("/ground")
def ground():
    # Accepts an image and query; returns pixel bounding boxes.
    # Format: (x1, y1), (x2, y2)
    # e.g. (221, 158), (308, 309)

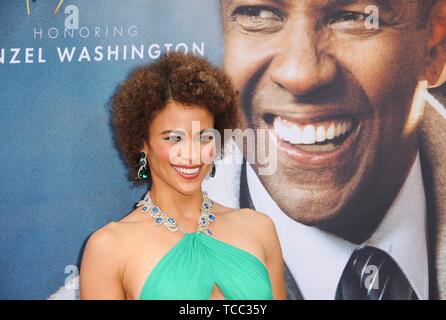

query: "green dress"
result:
(139, 231), (273, 300)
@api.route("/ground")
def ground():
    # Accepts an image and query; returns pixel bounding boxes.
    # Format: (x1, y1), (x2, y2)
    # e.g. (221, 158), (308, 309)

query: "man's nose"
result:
(270, 23), (338, 97)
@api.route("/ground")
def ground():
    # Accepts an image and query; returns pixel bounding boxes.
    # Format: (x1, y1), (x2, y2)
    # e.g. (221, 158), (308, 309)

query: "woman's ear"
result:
(139, 142), (149, 162)
(425, 0), (446, 88)
(143, 138), (153, 152)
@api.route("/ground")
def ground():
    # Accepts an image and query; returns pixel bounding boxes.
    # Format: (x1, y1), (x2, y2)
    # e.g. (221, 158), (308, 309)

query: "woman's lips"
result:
(171, 165), (202, 180)
(267, 114), (361, 167)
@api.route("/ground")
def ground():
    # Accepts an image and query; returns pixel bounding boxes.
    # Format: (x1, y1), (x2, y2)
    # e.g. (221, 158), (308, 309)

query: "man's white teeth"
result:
(173, 166), (200, 175)
(302, 125), (315, 144)
(274, 117), (353, 145)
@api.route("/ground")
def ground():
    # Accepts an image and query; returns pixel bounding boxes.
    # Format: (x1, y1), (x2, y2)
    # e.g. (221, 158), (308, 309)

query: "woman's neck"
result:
(149, 183), (203, 221)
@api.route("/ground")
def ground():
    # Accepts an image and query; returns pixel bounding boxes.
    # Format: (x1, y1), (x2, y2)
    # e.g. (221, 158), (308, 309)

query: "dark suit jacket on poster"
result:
(239, 95), (446, 300)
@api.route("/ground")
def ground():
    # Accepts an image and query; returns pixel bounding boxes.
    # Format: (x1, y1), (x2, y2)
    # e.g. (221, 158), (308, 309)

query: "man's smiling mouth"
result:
(263, 112), (361, 166)
(272, 116), (357, 152)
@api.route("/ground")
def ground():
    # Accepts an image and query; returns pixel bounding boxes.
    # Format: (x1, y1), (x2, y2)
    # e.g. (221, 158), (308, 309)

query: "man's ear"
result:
(425, 0), (446, 88)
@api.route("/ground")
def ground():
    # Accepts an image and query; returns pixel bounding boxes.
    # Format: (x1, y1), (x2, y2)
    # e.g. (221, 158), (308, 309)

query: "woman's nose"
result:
(176, 139), (202, 165)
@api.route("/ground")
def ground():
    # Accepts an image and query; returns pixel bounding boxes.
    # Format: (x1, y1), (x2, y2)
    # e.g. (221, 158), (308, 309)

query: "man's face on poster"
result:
(221, 0), (434, 230)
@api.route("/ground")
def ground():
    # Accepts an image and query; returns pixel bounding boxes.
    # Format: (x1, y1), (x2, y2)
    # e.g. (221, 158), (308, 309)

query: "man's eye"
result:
(329, 12), (368, 24)
(231, 6), (284, 32)
(327, 11), (381, 33)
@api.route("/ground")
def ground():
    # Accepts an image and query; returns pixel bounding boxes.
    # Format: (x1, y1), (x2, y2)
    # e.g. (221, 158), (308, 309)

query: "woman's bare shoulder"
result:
(83, 222), (122, 258)
(80, 222), (123, 285)
(80, 221), (130, 299)
(84, 208), (149, 256)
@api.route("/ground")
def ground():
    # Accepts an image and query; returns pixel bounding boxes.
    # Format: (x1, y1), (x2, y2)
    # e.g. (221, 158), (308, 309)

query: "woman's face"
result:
(145, 101), (216, 195)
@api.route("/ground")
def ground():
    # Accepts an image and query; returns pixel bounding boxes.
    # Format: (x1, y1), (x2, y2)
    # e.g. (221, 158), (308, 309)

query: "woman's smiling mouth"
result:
(171, 164), (202, 179)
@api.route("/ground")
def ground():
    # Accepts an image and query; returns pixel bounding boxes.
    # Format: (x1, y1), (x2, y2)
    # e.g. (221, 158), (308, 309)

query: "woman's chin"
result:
(172, 179), (205, 195)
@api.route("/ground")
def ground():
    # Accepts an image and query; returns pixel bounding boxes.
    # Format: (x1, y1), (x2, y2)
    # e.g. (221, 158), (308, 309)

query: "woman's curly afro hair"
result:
(110, 52), (240, 184)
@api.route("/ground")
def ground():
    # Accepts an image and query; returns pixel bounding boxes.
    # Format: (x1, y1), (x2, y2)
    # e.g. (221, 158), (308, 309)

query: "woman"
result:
(80, 53), (286, 300)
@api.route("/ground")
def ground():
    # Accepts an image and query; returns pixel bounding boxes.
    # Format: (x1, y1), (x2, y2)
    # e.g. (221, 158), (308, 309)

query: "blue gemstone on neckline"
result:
(141, 191), (216, 236)
(155, 217), (163, 224)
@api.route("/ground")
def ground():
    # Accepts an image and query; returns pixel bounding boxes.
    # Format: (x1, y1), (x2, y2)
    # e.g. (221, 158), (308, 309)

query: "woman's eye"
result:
(231, 6), (284, 32)
(166, 136), (182, 143)
(200, 135), (214, 142)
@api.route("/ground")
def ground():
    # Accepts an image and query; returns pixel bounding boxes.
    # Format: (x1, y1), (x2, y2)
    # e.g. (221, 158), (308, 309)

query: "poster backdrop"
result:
(0, 0), (223, 299)
(2, 1), (446, 301)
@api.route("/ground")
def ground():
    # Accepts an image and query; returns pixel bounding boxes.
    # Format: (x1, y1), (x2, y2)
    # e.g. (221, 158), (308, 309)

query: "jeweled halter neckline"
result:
(136, 191), (216, 236)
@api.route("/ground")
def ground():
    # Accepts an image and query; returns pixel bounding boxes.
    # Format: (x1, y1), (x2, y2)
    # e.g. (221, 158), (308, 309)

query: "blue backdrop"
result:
(0, 0), (223, 299)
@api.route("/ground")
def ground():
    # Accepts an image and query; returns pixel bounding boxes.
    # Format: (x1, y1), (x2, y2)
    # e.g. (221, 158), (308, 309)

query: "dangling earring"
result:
(210, 162), (216, 178)
(138, 152), (150, 180)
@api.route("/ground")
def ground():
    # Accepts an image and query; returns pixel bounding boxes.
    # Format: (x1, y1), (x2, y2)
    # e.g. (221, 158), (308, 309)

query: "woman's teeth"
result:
(172, 166), (200, 175)
(273, 117), (354, 152)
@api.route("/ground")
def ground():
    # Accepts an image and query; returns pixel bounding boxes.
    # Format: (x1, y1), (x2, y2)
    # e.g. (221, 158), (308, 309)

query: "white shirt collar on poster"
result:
(247, 152), (429, 300)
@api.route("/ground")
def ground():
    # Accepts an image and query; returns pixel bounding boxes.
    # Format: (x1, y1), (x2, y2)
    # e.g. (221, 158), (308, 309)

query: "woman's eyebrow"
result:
(193, 129), (214, 136)
(161, 128), (213, 136)
(160, 129), (185, 135)
(201, 128), (214, 133)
